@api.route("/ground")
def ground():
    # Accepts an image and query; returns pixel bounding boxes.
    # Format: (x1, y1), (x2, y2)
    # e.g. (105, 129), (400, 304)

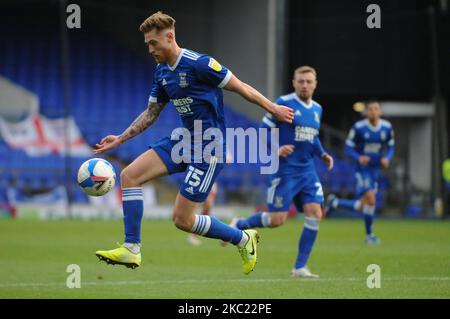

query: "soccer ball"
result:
(77, 158), (116, 196)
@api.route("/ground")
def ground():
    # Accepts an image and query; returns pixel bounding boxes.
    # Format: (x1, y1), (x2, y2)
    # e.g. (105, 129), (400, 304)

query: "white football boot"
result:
(291, 266), (319, 278)
(187, 234), (202, 246)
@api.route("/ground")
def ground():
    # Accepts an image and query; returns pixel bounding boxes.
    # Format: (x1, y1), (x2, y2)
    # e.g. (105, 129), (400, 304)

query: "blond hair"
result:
(293, 66), (317, 79)
(139, 11), (176, 33)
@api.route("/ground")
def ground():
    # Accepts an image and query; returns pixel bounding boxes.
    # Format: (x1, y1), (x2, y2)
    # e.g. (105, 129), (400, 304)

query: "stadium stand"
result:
(0, 12), (387, 207)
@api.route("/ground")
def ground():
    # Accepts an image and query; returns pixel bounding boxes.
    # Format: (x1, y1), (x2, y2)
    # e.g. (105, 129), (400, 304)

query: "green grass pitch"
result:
(1, 218), (449, 298)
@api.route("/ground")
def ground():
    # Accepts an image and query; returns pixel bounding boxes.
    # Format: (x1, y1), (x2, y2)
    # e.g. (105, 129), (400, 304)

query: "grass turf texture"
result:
(0, 218), (449, 298)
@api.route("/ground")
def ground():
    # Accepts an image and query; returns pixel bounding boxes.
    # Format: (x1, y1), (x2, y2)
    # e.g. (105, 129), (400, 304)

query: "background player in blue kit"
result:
(93, 11), (294, 274)
(326, 100), (395, 244)
(228, 66), (334, 278)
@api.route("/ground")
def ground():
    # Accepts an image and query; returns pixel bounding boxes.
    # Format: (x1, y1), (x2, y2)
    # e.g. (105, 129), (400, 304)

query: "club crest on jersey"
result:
(380, 131), (387, 141)
(178, 72), (189, 88)
(365, 132), (370, 139)
(314, 111), (320, 123)
(274, 196), (284, 208)
(208, 58), (222, 72)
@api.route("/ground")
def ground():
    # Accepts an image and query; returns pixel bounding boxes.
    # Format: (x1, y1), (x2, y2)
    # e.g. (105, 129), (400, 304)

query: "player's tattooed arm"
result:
(118, 102), (166, 143)
(93, 102), (166, 154)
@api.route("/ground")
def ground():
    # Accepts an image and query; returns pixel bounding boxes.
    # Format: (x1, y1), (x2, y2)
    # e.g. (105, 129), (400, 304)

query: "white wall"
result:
(0, 76), (39, 121)
(210, 0), (286, 120)
(382, 101), (434, 192)
(409, 118), (433, 191)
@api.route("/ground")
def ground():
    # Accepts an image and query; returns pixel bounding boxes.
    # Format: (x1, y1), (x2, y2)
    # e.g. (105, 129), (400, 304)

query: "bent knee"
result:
(120, 168), (138, 187)
(172, 214), (194, 232)
(269, 213), (287, 227)
(364, 192), (376, 206)
(308, 211), (322, 220)
(304, 205), (323, 220)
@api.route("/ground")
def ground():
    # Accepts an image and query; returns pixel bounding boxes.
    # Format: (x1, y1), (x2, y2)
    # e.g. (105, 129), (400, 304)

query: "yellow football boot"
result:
(95, 244), (141, 269)
(238, 230), (260, 275)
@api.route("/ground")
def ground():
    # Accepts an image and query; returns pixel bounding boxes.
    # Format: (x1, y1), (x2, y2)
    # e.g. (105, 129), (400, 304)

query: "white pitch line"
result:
(0, 277), (449, 288)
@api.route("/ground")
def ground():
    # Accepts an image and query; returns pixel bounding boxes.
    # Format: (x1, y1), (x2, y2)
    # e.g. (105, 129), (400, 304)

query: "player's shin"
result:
(363, 205), (376, 236)
(122, 187), (144, 253)
(236, 212), (271, 230)
(191, 214), (247, 247)
(294, 217), (320, 269)
(335, 198), (361, 211)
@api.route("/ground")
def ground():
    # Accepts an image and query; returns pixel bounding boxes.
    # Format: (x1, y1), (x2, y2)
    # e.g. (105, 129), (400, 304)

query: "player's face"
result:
(144, 29), (173, 63)
(365, 102), (382, 121)
(293, 72), (317, 101)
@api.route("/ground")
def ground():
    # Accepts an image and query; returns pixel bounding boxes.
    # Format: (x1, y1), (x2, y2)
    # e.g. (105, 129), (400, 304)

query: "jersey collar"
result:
(365, 119), (382, 132)
(292, 93), (313, 109)
(168, 48), (185, 71)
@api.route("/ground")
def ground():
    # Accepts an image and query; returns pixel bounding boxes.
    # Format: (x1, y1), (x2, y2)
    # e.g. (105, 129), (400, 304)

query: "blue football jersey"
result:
(261, 93), (325, 175)
(345, 118), (395, 170)
(149, 49), (232, 162)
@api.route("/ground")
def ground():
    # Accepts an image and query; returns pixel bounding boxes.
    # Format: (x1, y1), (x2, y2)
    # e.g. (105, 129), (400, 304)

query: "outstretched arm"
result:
(118, 102), (166, 143)
(94, 102), (166, 154)
(224, 74), (294, 124)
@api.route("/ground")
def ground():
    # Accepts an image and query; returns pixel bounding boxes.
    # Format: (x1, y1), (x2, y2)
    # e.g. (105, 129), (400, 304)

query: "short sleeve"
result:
(317, 107), (323, 128)
(261, 112), (279, 129)
(259, 97), (288, 128)
(148, 69), (169, 104)
(275, 97), (285, 105)
(388, 127), (395, 146)
(194, 55), (232, 88)
(346, 125), (357, 148)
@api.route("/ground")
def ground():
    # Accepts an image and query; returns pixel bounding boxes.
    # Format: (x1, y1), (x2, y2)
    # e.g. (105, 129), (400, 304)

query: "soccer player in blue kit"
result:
(229, 66), (334, 278)
(93, 11), (294, 274)
(325, 100), (395, 244)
